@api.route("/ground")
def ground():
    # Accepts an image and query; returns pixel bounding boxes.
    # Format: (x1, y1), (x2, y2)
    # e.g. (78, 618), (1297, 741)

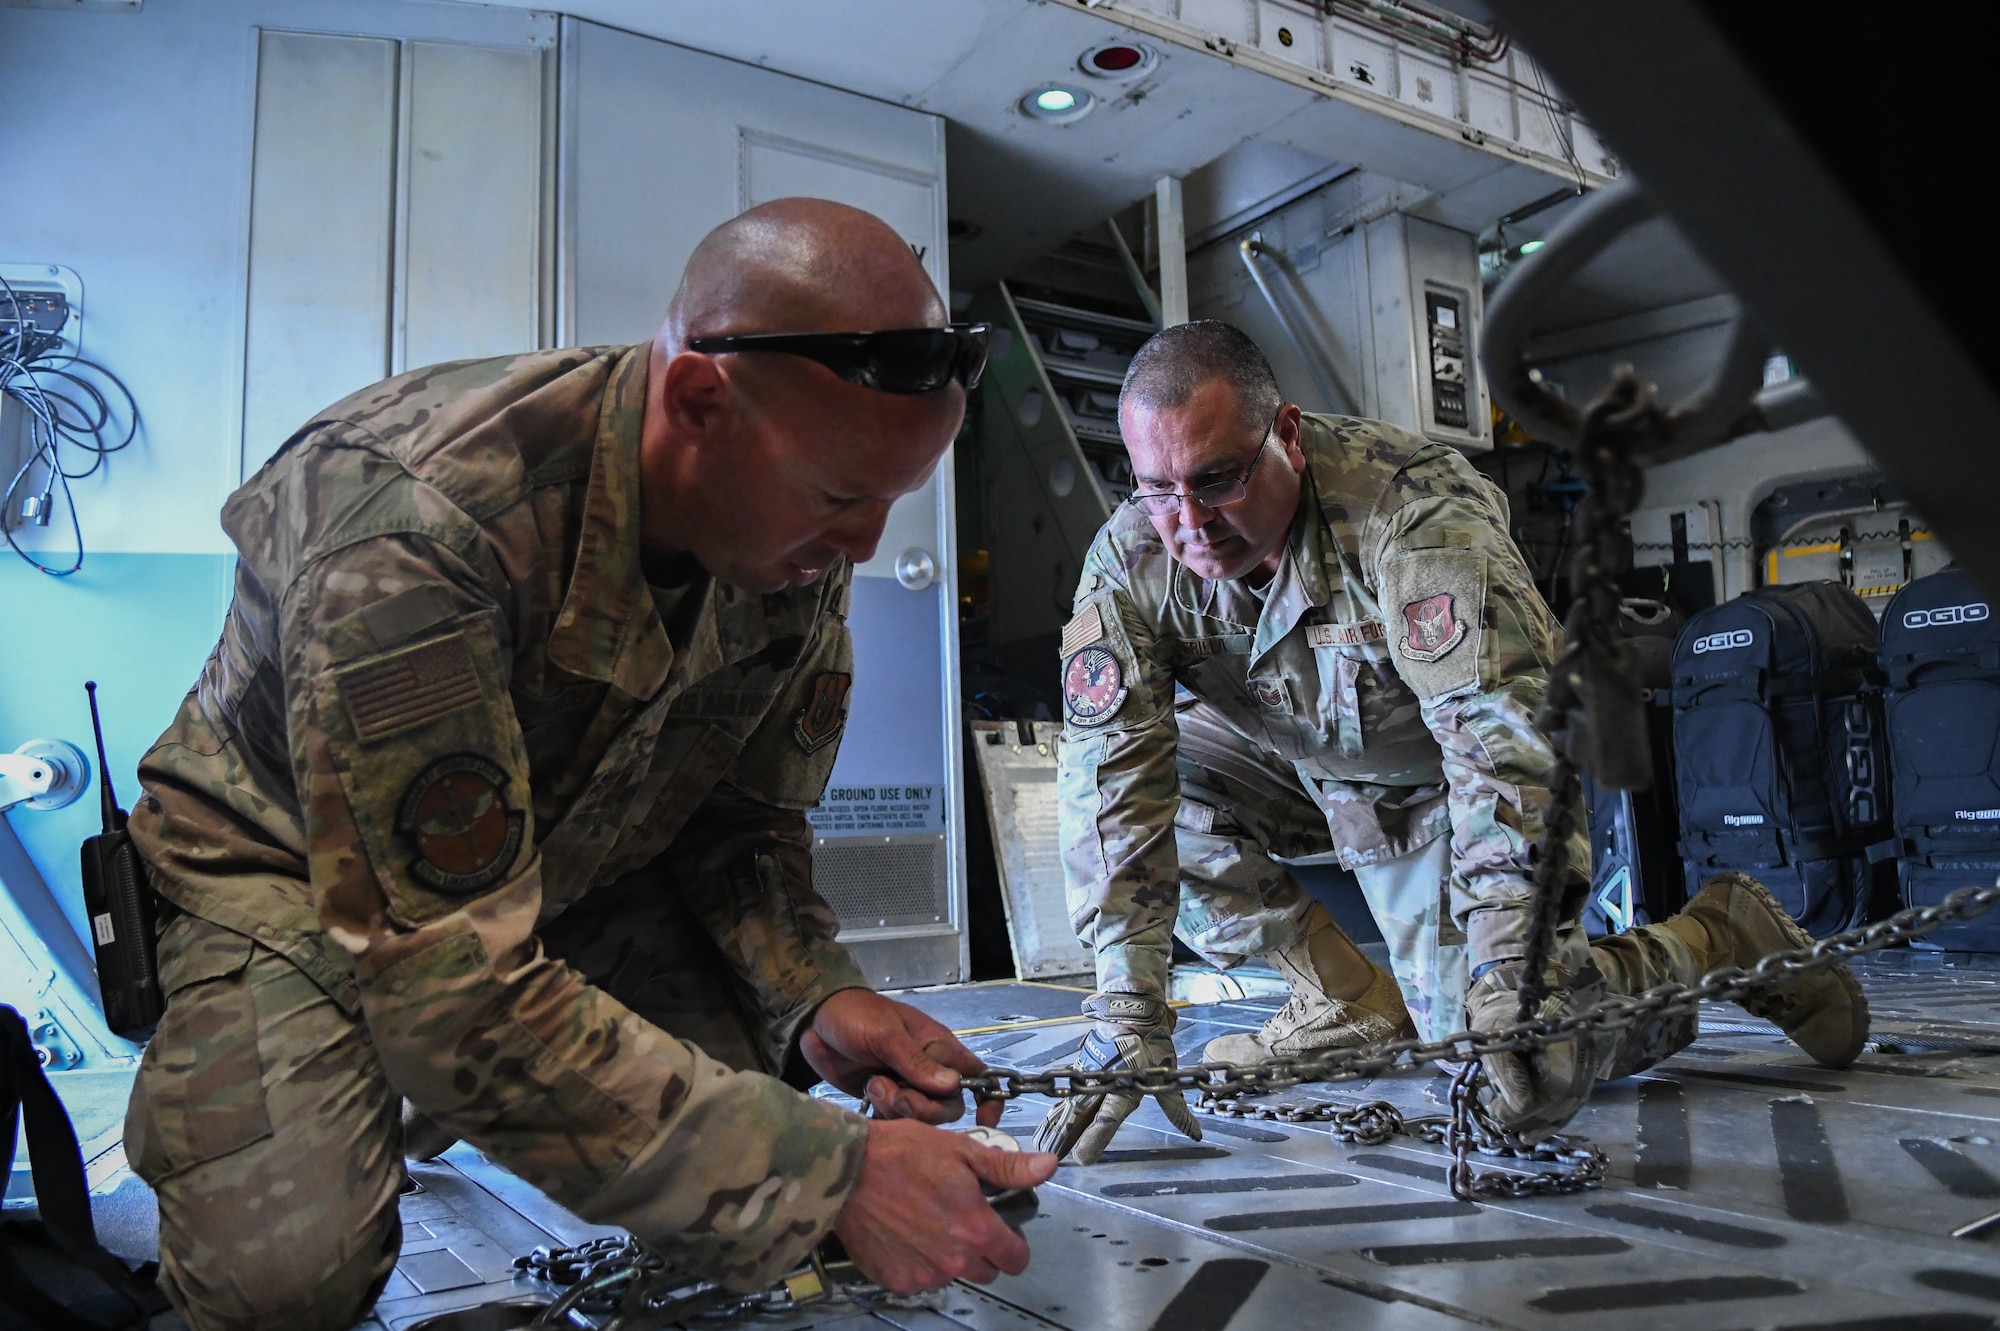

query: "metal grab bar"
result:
(1104, 220), (1163, 327)
(1237, 236), (1359, 414)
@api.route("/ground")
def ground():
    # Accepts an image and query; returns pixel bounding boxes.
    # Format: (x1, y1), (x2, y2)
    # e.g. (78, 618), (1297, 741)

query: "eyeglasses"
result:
(1126, 412), (1279, 517)
(687, 324), (990, 395)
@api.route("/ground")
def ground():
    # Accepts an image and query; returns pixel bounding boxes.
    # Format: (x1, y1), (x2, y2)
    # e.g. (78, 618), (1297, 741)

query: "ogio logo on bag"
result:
(1692, 628), (1754, 654)
(1723, 813), (1766, 826)
(1904, 602), (1990, 629)
(1956, 808), (2000, 821)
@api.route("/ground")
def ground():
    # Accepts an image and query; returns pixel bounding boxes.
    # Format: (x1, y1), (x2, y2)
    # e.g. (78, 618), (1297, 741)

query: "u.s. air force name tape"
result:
(1307, 620), (1387, 649)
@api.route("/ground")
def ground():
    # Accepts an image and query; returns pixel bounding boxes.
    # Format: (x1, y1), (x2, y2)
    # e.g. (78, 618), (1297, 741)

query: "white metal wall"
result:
(242, 29), (554, 474)
(0, 0), (560, 1072)
(1188, 173), (1489, 451)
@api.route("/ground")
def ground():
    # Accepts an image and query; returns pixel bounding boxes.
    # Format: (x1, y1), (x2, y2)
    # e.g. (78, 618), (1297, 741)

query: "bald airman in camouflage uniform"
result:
(126, 201), (1053, 1331)
(1039, 321), (1869, 1160)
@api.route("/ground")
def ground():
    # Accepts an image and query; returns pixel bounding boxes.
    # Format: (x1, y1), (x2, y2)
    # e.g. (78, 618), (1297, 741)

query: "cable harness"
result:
(0, 274), (140, 576)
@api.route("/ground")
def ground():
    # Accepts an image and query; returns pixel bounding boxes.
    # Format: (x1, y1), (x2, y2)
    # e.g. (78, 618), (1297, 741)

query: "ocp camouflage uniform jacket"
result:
(130, 344), (872, 1289)
(1058, 413), (1587, 1003)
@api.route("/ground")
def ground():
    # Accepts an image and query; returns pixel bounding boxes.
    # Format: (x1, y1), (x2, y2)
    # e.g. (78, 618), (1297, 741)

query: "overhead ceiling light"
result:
(1518, 239), (1546, 254)
(1080, 40), (1158, 81)
(1021, 84), (1093, 123)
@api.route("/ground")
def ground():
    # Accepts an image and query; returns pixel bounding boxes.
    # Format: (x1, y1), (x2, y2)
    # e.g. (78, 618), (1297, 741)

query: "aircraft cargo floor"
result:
(27, 949), (2000, 1330)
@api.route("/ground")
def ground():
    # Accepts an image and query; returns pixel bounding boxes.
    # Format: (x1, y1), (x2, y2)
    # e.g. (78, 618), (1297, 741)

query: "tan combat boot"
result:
(1202, 906), (1415, 1062)
(1663, 871), (1870, 1068)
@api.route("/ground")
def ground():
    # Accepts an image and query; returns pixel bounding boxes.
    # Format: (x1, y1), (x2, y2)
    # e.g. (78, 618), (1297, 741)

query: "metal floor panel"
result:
(320, 949), (2000, 1329)
(946, 951), (2000, 1331)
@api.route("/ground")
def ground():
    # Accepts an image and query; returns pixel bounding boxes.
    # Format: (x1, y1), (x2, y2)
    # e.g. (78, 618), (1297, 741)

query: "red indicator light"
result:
(1091, 45), (1144, 72)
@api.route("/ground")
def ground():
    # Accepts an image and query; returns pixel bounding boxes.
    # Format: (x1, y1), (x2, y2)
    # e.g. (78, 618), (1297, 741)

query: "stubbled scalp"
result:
(1121, 319), (1283, 436)
(665, 198), (946, 351)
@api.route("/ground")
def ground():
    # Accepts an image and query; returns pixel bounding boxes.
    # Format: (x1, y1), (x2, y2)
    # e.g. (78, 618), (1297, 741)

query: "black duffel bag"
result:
(1671, 581), (1891, 937)
(1880, 566), (2000, 951)
(1, 1005), (168, 1329)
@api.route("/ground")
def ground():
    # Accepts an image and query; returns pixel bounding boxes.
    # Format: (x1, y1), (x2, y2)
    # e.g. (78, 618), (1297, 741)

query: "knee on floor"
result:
(158, 1213), (400, 1331)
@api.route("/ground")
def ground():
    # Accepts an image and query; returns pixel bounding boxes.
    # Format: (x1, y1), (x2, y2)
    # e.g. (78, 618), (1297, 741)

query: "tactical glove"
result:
(1034, 994), (1202, 1164)
(1462, 959), (1602, 1142)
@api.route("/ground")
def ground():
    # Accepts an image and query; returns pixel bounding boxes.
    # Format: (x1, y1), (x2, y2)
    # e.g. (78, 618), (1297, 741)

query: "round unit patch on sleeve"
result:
(395, 753), (524, 895)
(1400, 592), (1467, 663)
(1063, 645), (1130, 727)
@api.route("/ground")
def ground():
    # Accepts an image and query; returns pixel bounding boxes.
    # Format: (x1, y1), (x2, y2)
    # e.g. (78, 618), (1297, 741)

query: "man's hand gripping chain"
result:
(1032, 994), (1203, 1166)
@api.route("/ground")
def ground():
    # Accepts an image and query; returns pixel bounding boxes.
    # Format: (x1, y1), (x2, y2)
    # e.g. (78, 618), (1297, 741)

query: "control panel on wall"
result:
(1424, 287), (1469, 431)
(1361, 213), (1490, 451)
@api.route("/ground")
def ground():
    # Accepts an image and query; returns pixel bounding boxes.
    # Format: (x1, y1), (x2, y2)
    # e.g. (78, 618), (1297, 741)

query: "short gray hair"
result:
(1119, 320), (1282, 431)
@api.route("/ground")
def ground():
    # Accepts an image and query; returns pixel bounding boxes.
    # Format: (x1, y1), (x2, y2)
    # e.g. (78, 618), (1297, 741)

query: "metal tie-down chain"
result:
(518, 844), (2000, 1325)
(967, 883), (2000, 1194)
(1194, 1080), (1606, 1200)
(518, 1234), (919, 1329)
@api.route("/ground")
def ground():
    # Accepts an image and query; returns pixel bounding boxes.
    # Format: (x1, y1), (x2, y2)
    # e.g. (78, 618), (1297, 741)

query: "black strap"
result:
(1908, 832), (2000, 857)
(1680, 828), (1856, 866)
(0, 1005), (167, 1327)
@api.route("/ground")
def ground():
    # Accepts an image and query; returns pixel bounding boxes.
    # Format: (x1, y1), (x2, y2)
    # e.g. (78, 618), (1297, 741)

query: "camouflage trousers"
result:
(1169, 702), (1698, 1065)
(125, 869), (796, 1331)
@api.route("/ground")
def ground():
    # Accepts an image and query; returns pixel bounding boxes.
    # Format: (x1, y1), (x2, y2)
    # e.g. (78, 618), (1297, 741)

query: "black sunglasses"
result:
(687, 323), (990, 395)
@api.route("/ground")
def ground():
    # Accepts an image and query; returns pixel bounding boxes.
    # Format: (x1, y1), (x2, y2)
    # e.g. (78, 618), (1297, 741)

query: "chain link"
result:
(1193, 1067), (1607, 1200)
(1525, 371), (1670, 974)
(522, 1237), (909, 1329)
(968, 884), (2000, 1189)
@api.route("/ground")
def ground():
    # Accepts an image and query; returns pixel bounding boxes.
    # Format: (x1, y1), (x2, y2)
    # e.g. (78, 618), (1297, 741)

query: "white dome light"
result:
(1020, 85), (1093, 123)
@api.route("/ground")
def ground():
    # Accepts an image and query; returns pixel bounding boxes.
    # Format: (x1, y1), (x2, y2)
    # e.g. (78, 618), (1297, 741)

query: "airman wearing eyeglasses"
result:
(125, 198), (1055, 1331)
(1038, 320), (1870, 1165)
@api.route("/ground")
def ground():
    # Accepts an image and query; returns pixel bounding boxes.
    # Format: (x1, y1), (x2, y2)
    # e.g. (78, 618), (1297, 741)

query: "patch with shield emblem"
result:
(1063, 645), (1130, 727)
(794, 671), (852, 754)
(396, 753), (524, 895)
(1400, 592), (1466, 663)
(1248, 677), (1292, 713)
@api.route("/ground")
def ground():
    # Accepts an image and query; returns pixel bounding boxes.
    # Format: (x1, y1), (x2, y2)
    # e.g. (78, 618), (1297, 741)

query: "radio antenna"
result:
(85, 680), (124, 833)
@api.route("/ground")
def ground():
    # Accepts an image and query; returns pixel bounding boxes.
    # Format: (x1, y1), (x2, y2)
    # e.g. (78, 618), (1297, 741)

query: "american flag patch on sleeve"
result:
(1061, 604), (1105, 657)
(336, 632), (485, 743)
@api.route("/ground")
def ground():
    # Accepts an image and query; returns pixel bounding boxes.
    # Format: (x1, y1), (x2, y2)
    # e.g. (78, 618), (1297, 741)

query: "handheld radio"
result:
(79, 681), (164, 1039)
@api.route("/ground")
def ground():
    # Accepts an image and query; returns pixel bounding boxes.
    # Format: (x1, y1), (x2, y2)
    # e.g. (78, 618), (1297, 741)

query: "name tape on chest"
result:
(1180, 633), (1253, 658)
(1307, 620), (1387, 649)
